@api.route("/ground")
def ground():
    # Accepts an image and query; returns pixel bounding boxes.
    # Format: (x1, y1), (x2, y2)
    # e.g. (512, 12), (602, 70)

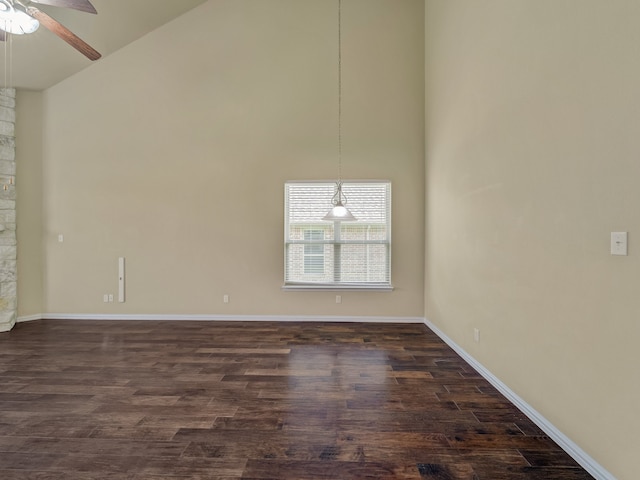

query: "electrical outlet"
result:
(474, 328), (480, 343)
(223, 294), (229, 304)
(336, 295), (342, 304)
(108, 294), (114, 303)
(103, 294), (108, 303)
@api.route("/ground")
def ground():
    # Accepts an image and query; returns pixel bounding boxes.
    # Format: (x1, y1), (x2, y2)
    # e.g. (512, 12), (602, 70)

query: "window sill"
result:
(282, 284), (394, 292)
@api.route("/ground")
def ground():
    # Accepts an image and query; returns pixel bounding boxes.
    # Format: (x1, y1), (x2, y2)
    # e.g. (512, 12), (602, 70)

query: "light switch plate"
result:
(611, 232), (628, 256)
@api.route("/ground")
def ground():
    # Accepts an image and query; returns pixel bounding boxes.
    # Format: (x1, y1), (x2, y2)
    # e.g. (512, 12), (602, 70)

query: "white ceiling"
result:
(0, 0), (208, 90)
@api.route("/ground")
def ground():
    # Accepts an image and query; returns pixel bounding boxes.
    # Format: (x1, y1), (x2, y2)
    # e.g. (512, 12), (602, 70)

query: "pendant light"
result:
(323, 0), (356, 223)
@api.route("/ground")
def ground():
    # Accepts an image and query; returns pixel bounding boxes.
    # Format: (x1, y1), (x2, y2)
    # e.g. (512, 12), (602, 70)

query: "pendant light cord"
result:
(3, 28), (7, 88)
(323, 0), (356, 220)
(337, 0), (342, 182)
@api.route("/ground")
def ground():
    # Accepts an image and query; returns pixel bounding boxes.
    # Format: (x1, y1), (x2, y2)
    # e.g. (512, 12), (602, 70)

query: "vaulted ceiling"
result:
(1, 0), (207, 90)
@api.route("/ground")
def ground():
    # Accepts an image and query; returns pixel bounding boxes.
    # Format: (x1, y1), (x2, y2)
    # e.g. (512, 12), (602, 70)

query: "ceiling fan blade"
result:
(26, 7), (101, 60)
(29, 0), (97, 15)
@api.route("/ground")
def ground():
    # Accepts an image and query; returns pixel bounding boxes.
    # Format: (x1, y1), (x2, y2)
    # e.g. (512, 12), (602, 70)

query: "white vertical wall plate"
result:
(610, 232), (628, 256)
(118, 257), (126, 302)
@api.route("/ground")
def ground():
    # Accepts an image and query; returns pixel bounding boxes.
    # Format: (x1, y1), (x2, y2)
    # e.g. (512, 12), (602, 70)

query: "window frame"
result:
(283, 180), (393, 291)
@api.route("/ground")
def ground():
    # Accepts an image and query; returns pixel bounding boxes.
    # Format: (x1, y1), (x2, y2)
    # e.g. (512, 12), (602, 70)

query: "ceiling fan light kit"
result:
(0, 0), (100, 60)
(0, 3), (39, 35)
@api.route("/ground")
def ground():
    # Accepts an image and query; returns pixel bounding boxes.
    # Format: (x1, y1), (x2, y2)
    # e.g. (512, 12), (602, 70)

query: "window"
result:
(284, 181), (391, 290)
(304, 229), (325, 274)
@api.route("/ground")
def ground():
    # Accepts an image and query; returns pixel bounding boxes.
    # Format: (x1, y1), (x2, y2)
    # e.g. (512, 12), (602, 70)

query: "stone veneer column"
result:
(0, 88), (16, 332)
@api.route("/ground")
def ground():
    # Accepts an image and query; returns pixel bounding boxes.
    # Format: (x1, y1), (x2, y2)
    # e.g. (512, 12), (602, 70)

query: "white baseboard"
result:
(28, 313), (424, 324)
(423, 318), (615, 480)
(17, 314), (43, 323)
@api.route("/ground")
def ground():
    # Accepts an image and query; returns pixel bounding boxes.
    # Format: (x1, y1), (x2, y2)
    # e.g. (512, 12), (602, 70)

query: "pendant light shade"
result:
(323, 181), (357, 222)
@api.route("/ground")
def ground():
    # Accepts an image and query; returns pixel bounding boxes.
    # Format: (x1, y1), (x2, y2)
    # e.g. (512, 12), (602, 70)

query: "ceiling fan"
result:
(0, 0), (100, 60)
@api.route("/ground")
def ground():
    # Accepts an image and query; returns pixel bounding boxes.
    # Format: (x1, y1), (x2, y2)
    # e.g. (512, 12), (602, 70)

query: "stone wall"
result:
(0, 88), (16, 332)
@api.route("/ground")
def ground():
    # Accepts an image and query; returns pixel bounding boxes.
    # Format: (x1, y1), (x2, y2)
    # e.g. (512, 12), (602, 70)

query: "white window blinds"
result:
(284, 181), (391, 289)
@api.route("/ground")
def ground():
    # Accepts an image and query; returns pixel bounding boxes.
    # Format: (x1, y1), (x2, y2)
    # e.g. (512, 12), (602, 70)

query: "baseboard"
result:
(35, 313), (424, 324)
(17, 314), (43, 323)
(423, 318), (615, 480)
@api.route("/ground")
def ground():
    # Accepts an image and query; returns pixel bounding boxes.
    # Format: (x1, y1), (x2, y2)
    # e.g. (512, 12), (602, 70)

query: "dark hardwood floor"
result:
(0, 320), (593, 479)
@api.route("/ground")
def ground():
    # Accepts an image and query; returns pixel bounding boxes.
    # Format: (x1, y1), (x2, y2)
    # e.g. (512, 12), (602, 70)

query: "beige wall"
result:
(16, 90), (44, 317)
(425, 1), (639, 478)
(14, 0), (638, 475)
(20, 0), (424, 318)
